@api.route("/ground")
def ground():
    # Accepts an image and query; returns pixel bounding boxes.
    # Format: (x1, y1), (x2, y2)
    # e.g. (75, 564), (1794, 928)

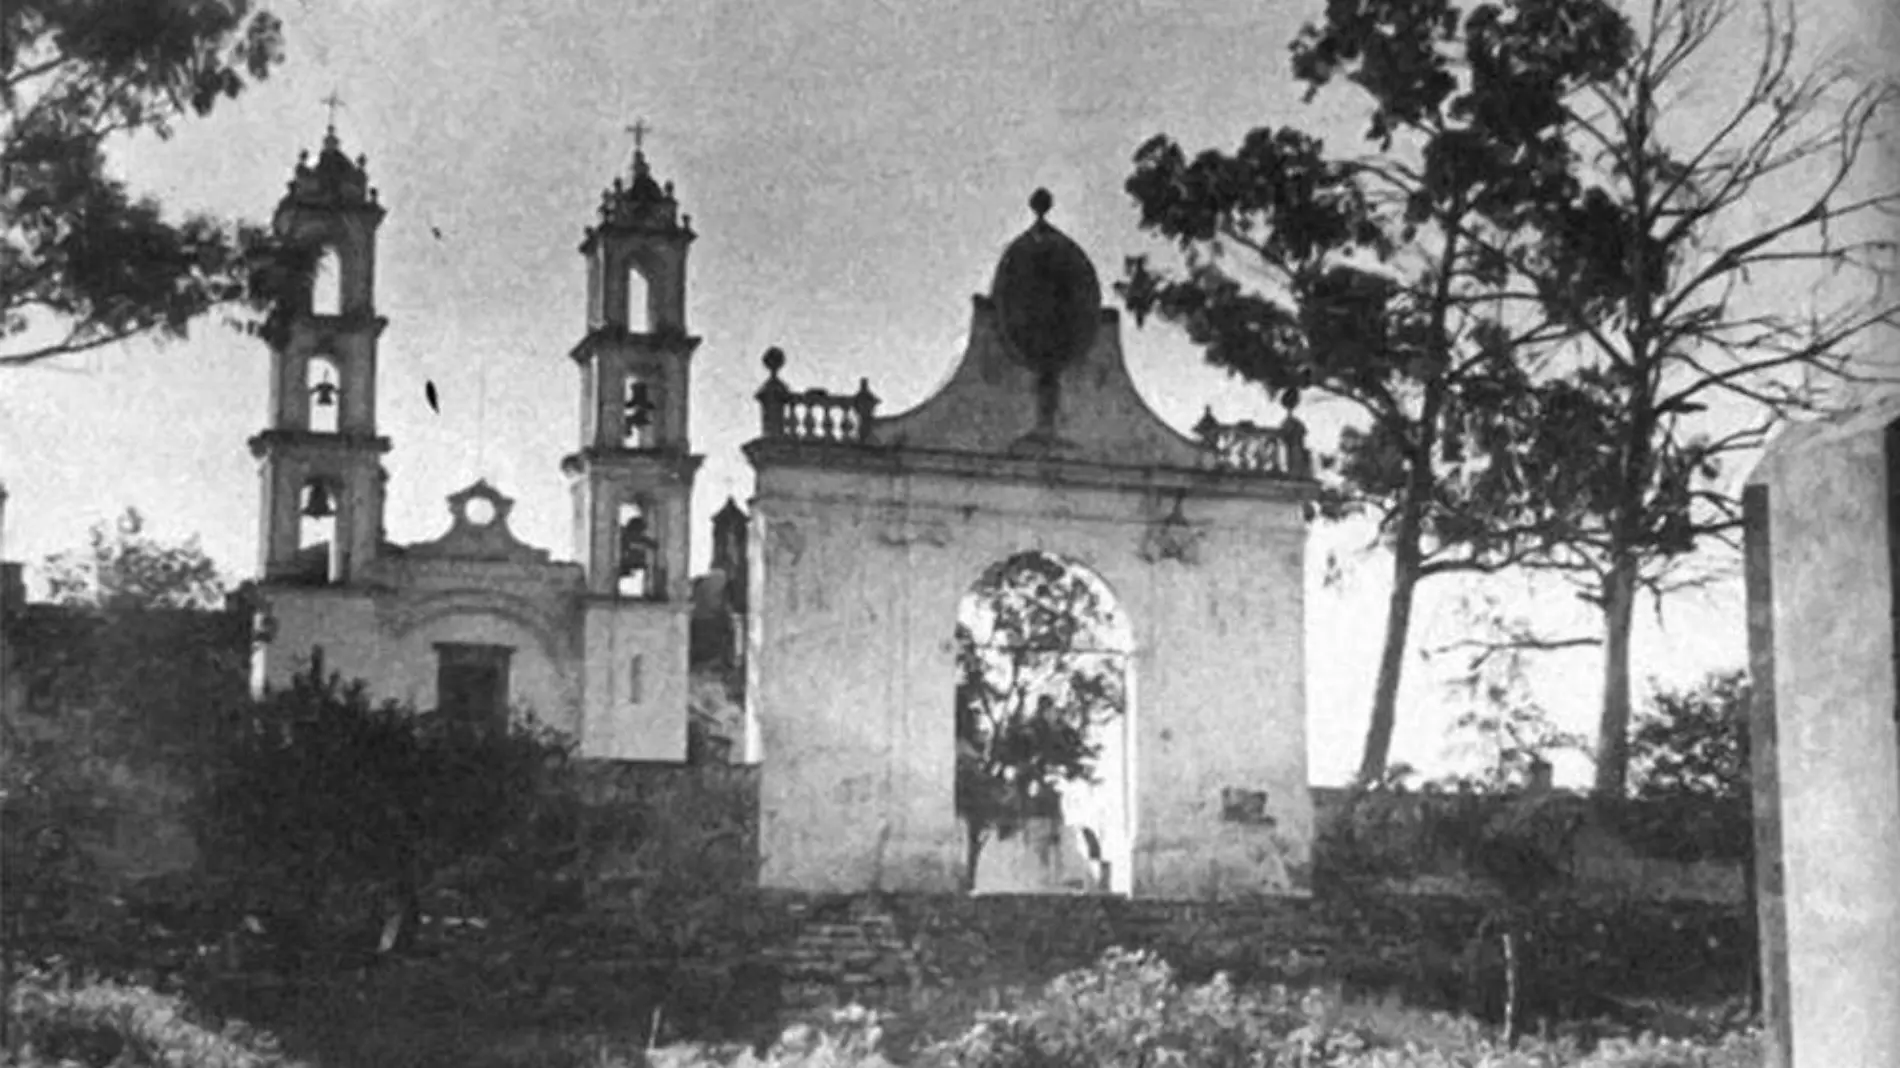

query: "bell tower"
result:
(563, 134), (701, 599)
(560, 131), (701, 761)
(249, 123), (390, 586)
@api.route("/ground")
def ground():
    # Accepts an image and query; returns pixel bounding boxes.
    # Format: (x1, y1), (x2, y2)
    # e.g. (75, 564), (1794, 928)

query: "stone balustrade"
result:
(1194, 407), (1311, 478)
(755, 347), (880, 444)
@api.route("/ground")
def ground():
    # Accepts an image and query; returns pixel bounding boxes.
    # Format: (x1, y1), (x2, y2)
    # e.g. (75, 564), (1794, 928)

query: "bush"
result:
(0, 704), (144, 967)
(1576, 1032), (1761, 1068)
(918, 947), (1382, 1068)
(904, 949), (1759, 1068)
(190, 661), (580, 967)
(3, 967), (304, 1067)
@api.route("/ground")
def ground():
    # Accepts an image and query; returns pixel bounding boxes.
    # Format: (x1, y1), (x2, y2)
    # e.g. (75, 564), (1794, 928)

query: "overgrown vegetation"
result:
(954, 552), (1127, 891)
(1, 0), (311, 369)
(3, 967), (303, 1068)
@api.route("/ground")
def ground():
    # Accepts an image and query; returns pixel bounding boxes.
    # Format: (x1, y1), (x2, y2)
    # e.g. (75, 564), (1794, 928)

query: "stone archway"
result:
(744, 191), (1316, 899)
(956, 550), (1134, 895)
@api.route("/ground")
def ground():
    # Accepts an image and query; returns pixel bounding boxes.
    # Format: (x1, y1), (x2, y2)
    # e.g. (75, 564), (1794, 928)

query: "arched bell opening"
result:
(310, 245), (343, 317)
(616, 498), (661, 599)
(622, 266), (651, 334)
(297, 475), (344, 585)
(955, 550), (1134, 896)
(622, 370), (660, 449)
(306, 354), (342, 434)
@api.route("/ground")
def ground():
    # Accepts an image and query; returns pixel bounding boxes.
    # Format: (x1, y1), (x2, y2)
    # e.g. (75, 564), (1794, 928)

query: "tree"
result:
(1629, 668), (1749, 803)
(955, 553), (1125, 892)
(2, 1), (295, 368)
(26, 508), (245, 764)
(41, 506), (225, 610)
(1455, 0), (1898, 795)
(193, 658), (577, 966)
(3, 509), (242, 974)
(1120, 0), (1634, 785)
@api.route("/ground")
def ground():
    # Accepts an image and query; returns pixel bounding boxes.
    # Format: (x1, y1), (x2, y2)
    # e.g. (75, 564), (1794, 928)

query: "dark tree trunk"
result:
(1358, 505), (1426, 786)
(963, 822), (984, 893)
(1593, 557), (1640, 797)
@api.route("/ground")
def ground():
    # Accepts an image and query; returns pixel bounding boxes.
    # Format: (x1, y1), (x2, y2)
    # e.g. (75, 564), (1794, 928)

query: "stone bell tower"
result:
(249, 123), (390, 587)
(560, 131), (701, 760)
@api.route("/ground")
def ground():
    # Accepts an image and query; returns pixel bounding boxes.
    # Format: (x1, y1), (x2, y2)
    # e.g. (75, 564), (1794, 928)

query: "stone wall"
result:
(753, 889), (1754, 1015)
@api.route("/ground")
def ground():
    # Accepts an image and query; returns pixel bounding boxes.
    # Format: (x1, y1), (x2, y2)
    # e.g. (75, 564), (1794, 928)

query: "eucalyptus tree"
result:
(1120, 0), (1634, 784)
(1456, 0), (1899, 795)
(2, 1), (296, 368)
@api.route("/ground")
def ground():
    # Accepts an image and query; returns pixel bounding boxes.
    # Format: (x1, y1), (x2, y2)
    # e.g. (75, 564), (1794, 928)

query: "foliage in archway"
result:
(955, 552), (1127, 891)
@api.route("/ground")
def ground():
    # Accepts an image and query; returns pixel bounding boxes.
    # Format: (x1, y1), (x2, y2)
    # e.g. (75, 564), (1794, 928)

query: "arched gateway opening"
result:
(956, 551), (1133, 895)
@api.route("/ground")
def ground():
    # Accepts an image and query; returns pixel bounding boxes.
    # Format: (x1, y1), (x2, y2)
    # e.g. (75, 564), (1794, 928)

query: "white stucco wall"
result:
(1749, 402), (1900, 1068)
(579, 599), (689, 760)
(748, 462), (1312, 899)
(255, 585), (579, 732)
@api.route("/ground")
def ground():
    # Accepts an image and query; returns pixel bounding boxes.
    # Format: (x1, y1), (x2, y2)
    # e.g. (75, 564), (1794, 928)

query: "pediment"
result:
(871, 297), (1208, 469)
(743, 194), (1312, 485)
(404, 479), (554, 564)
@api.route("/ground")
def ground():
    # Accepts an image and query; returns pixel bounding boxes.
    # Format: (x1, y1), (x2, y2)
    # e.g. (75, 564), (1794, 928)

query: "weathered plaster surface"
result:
(254, 483), (689, 760)
(1747, 396), (1900, 1068)
(747, 211), (1313, 900)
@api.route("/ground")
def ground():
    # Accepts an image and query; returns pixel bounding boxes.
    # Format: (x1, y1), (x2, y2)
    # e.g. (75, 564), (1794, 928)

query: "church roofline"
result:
(248, 429), (393, 458)
(741, 438), (1317, 502)
(276, 125), (384, 218)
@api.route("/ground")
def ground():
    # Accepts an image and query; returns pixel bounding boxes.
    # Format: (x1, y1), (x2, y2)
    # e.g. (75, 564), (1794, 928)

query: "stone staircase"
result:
(763, 908), (923, 1010)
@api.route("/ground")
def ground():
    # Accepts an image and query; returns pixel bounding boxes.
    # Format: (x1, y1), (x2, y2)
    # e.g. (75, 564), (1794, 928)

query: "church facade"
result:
(248, 127), (710, 761)
(245, 126), (1320, 898)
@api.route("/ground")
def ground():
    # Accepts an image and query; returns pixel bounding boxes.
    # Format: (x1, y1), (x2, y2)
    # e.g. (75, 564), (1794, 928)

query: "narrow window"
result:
(629, 654), (644, 705)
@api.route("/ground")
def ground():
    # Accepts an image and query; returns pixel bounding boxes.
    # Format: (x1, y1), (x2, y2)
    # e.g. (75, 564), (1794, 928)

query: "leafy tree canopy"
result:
(41, 505), (225, 610)
(1629, 669), (1749, 803)
(1119, 0), (1640, 786)
(2, 1), (295, 368)
(954, 553), (1127, 889)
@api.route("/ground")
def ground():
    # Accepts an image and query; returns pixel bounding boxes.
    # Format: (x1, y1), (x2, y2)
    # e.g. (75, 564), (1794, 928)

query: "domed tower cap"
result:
(990, 189), (1101, 373)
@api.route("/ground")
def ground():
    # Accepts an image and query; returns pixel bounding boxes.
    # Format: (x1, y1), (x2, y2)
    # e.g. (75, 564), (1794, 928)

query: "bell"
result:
(619, 516), (650, 576)
(312, 378), (338, 408)
(625, 381), (655, 428)
(303, 482), (336, 519)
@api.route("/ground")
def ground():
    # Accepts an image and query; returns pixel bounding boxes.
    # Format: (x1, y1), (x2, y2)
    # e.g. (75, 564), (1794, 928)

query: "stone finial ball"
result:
(763, 347), (786, 374)
(1030, 188), (1053, 218)
(990, 195), (1101, 373)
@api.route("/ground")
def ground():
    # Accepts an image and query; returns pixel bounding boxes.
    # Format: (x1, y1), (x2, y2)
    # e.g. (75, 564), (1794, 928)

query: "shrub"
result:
(918, 947), (1386, 1068)
(3, 967), (304, 1067)
(190, 660), (580, 966)
(903, 948), (1758, 1068)
(1576, 1032), (1761, 1068)
(0, 703), (142, 967)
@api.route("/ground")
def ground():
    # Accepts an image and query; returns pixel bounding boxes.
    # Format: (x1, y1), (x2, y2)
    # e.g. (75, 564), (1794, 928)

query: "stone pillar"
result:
(1745, 392), (1900, 1068)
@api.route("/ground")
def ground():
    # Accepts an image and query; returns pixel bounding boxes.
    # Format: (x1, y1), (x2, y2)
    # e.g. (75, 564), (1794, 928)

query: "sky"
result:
(2, 0), (1895, 784)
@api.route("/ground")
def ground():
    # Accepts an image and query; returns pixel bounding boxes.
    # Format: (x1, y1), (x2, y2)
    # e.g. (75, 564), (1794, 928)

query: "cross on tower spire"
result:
(322, 90), (345, 131)
(626, 118), (651, 156)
